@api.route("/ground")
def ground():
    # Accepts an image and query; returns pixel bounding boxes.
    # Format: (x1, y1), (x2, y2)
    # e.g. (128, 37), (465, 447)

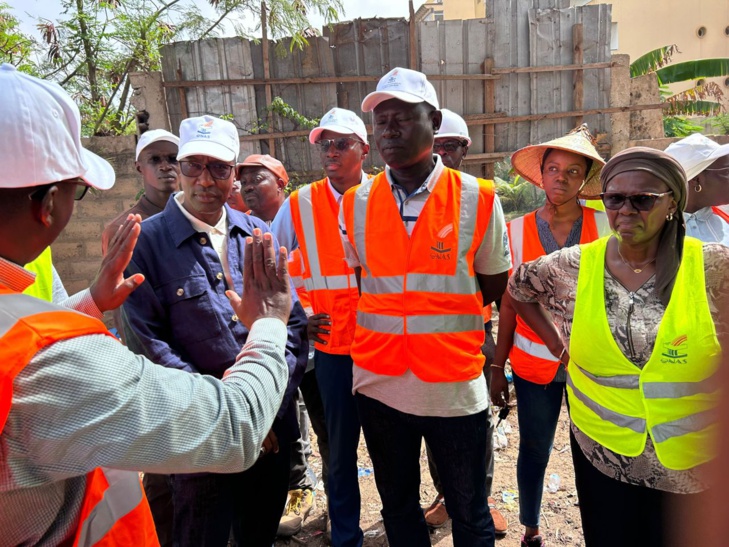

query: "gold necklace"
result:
(617, 246), (656, 274)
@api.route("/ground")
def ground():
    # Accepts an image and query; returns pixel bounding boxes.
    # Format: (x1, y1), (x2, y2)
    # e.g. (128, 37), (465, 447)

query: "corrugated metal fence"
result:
(160, 0), (614, 180)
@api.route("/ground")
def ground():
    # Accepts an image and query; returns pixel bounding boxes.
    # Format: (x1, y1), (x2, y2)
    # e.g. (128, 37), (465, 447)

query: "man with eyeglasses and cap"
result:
(121, 115), (308, 547)
(339, 68), (511, 547)
(0, 63), (296, 546)
(272, 107), (370, 546)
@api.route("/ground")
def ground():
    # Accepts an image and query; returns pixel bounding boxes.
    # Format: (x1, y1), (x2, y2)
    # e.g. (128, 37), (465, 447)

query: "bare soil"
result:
(277, 316), (584, 547)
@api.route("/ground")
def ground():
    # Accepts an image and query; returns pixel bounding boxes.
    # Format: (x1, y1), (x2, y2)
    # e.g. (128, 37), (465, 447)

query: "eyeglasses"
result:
(315, 138), (361, 152)
(433, 141), (466, 153)
(180, 160), (234, 180)
(29, 178), (89, 202)
(600, 191), (673, 211)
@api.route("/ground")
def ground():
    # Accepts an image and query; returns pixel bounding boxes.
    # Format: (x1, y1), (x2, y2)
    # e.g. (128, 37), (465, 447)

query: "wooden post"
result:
(261, 1), (276, 155)
(482, 58), (495, 179)
(572, 24), (584, 128)
(176, 63), (188, 120)
(409, 0), (417, 69)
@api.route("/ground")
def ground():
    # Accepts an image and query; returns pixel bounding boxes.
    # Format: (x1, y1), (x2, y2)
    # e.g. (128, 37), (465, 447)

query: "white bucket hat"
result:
(436, 108), (472, 146)
(136, 129), (180, 161)
(309, 108), (368, 144)
(177, 115), (240, 163)
(0, 63), (115, 190)
(361, 67), (439, 112)
(664, 133), (729, 181)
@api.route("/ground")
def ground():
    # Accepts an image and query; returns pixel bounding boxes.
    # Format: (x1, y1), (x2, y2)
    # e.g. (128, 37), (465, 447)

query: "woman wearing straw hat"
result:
(490, 125), (610, 547)
(507, 147), (727, 546)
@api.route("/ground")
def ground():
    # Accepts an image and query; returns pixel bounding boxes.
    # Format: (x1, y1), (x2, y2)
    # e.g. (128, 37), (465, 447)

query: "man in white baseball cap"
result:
(0, 63), (294, 545)
(665, 133), (729, 245)
(433, 108), (472, 170)
(271, 106), (370, 543)
(122, 115), (309, 546)
(339, 68), (510, 547)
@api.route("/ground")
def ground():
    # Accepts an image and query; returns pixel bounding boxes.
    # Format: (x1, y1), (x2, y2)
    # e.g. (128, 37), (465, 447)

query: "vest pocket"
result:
(160, 275), (222, 343)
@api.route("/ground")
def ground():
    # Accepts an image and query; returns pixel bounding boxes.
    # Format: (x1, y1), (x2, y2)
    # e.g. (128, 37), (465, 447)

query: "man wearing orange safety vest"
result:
(339, 68), (511, 547)
(272, 107), (370, 547)
(0, 63), (294, 546)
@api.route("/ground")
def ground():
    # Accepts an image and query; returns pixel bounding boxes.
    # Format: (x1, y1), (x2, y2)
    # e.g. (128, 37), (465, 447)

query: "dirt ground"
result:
(275, 329), (584, 547)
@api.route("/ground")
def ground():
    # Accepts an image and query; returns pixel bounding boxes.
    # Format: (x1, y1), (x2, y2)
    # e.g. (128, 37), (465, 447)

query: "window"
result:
(697, 26), (707, 38)
(433, 10), (444, 21)
(610, 22), (619, 50)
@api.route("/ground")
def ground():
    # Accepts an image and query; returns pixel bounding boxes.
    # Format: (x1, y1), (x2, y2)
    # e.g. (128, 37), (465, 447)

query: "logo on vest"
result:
(661, 335), (688, 364)
(430, 223), (453, 259)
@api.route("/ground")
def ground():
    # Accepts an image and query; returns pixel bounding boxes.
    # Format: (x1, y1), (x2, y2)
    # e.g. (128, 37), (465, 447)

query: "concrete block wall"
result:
(52, 135), (141, 297)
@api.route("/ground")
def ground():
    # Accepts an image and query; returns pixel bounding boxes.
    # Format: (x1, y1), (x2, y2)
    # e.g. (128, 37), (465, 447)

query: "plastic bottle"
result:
(546, 473), (560, 493)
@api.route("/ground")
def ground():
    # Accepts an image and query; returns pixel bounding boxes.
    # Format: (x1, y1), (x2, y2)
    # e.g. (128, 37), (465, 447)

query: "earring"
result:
(666, 212), (674, 221)
(694, 183), (702, 192)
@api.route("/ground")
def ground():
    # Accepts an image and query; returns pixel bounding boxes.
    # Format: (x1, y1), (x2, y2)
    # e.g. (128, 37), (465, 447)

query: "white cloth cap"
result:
(177, 115), (240, 163)
(0, 63), (115, 190)
(436, 108), (471, 146)
(664, 133), (729, 181)
(136, 129), (180, 160)
(361, 67), (439, 112)
(309, 108), (368, 144)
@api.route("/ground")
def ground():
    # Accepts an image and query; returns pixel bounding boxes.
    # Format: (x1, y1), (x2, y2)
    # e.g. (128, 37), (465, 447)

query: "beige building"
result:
(414, 0), (485, 22)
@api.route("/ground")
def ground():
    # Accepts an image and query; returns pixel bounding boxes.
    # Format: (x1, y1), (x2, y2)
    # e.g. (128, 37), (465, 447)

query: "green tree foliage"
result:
(493, 158), (545, 220)
(0, 3), (39, 74)
(6, 0), (341, 136)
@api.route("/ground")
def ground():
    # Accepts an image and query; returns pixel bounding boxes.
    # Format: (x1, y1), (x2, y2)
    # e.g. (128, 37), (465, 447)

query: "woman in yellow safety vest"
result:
(508, 147), (727, 547)
(490, 125), (609, 547)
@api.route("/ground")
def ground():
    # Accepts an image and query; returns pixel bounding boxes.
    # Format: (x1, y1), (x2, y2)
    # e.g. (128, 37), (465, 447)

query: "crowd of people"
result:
(0, 61), (726, 547)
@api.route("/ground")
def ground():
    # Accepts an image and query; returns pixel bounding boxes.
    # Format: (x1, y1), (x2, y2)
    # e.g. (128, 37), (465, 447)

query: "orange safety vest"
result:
(0, 286), (159, 546)
(712, 206), (729, 223)
(507, 207), (607, 384)
(288, 248), (312, 313)
(342, 168), (494, 382)
(290, 179), (360, 354)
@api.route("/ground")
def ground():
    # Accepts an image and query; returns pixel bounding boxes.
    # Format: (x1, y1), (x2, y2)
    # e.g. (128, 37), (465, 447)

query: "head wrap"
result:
(600, 147), (687, 306)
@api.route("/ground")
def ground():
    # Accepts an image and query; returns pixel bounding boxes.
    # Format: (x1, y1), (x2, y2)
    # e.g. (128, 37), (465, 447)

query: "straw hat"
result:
(511, 124), (606, 199)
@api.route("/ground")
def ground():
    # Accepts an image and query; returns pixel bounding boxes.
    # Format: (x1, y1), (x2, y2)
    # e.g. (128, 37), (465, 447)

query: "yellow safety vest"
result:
(568, 236), (720, 470)
(23, 247), (54, 302)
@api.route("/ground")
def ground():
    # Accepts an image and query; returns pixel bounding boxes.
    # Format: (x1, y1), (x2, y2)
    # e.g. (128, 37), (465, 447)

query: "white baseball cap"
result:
(361, 67), (439, 112)
(309, 108), (368, 144)
(177, 115), (240, 163)
(664, 133), (729, 181)
(436, 108), (471, 146)
(135, 129), (180, 160)
(0, 63), (115, 190)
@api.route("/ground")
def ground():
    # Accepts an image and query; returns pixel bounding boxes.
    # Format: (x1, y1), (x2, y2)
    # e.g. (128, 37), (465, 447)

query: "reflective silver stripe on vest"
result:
(353, 179), (375, 277)
(357, 310), (403, 334)
(304, 274), (357, 292)
(567, 374), (647, 434)
(75, 469), (145, 547)
(572, 362), (640, 389)
(643, 373), (719, 399)
(357, 311), (483, 335)
(360, 275), (404, 294)
(651, 409), (715, 443)
(513, 331), (556, 361)
(292, 277), (305, 289)
(508, 215), (524, 270)
(0, 293), (71, 338)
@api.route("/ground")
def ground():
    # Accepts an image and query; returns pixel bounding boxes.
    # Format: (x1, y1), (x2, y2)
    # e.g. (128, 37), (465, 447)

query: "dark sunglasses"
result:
(315, 138), (361, 152)
(433, 140), (467, 153)
(180, 160), (234, 181)
(29, 178), (90, 202)
(600, 191), (673, 211)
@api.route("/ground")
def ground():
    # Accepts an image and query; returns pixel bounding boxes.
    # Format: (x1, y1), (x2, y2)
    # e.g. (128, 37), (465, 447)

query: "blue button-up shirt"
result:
(122, 196), (308, 433)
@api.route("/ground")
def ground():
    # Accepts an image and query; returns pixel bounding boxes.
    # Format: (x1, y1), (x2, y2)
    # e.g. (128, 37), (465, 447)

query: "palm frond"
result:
(656, 58), (729, 85)
(630, 45), (679, 78)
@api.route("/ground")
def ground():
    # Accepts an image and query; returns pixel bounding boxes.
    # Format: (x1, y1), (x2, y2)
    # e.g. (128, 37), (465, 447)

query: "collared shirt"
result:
(271, 171), (369, 254)
(0, 257), (289, 546)
(122, 198), (308, 432)
(335, 157), (512, 417)
(684, 207), (729, 247)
